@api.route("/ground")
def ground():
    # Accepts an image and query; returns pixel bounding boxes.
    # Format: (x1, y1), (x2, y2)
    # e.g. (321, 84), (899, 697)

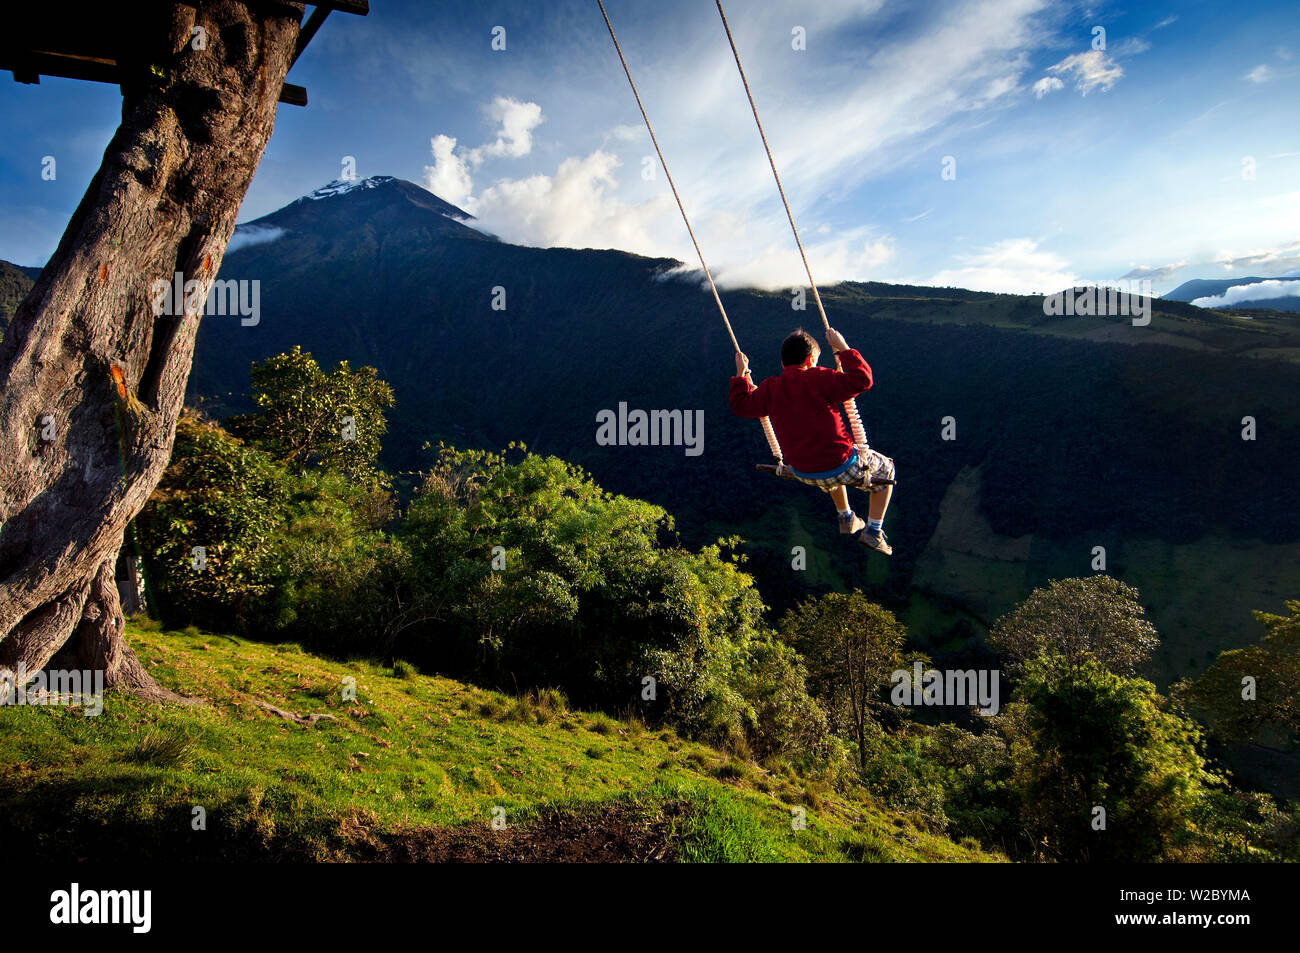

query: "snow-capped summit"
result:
(224, 176), (483, 257)
(303, 175), (396, 201)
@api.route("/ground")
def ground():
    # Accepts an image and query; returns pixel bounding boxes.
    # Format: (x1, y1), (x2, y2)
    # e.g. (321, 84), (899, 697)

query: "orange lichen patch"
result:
(203, 254), (212, 273)
(98, 263), (108, 283)
(110, 363), (129, 400)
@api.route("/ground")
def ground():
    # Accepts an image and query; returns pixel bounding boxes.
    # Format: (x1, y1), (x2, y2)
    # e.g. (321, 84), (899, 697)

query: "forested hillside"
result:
(4, 177), (1298, 683)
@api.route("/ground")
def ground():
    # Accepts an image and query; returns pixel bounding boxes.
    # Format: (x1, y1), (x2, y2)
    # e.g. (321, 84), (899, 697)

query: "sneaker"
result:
(857, 529), (893, 555)
(838, 512), (866, 535)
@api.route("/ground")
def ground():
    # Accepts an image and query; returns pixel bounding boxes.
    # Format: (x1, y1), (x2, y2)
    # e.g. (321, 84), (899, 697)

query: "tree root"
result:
(255, 699), (337, 727)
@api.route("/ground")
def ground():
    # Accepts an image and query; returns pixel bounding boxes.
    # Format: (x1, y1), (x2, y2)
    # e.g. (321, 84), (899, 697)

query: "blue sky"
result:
(1, 0), (1298, 296)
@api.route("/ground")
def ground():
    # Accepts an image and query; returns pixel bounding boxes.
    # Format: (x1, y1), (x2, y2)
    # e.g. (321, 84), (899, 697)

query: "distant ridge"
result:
(1165, 274), (1300, 312)
(1165, 276), (1270, 302)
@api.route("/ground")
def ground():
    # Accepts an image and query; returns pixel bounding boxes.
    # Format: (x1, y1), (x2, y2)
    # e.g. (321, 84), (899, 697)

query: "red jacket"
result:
(729, 348), (872, 473)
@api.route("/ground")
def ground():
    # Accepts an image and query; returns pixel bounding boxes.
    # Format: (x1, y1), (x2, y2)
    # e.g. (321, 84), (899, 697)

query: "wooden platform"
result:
(0, 1), (369, 107)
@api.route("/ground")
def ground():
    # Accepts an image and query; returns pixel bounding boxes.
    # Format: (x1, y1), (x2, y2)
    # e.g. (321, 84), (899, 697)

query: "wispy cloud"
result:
(1245, 64), (1273, 83)
(927, 238), (1078, 294)
(1032, 76), (1064, 98)
(417, 0), (1055, 289)
(1118, 261), (1188, 281)
(1215, 240), (1300, 274)
(227, 225), (286, 253)
(465, 98), (545, 164)
(1112, 37), (1152, 57)
(1040, 50), (1125, 96)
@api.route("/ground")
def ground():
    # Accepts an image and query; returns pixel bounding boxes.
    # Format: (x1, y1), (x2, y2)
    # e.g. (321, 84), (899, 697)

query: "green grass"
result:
(0, 622), (998, 863)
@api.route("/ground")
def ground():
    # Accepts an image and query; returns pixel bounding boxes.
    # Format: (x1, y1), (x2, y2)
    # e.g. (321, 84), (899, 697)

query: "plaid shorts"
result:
(791, 447), (896, 491)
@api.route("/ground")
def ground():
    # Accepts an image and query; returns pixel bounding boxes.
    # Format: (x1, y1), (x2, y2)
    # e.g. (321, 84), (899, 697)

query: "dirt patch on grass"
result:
(343, 800), (691, 863)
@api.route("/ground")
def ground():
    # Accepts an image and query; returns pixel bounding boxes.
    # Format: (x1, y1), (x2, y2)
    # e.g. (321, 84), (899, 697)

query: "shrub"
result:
(398, 445), (826, 754)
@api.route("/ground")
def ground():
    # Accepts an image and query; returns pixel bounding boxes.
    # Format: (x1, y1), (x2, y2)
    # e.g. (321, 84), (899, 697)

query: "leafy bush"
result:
(924, 723), (1019, 854)
(1003, 657), (1217, 862)
(859, 728), (949, 832)
(397, 445), (827, 757)
(1178, 600), (1300, 753)
(225, 345), (394, 484)
(137, 413), (292, 634)
(1190, 789), (1300, 862)
(137, 413), (401, 650)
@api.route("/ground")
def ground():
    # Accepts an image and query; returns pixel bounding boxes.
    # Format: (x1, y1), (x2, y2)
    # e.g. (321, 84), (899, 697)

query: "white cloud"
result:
(422, 134), (475, 209)
(604, 123), (646, 143)
(1043, 50), (1124, 95)
(227, 225), (286, 253)
(422, 99), (545, 207)
(1213, 240), (1300, 275)
(1245, 64), (1273, 83)
(1192, 279), (1300, 307)
(471, 150), (678, 256)
(1112, 37), (1152, 57)
(1118, 261), (1188, 281)
(712, 232), (896, 290)
(928, 238), (1079, 294)
(466, 97), (545, 164)
(1032, 75), (1064, 98)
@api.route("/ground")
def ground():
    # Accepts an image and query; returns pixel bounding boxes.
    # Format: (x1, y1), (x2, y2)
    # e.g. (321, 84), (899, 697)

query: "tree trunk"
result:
(0, 1), (303, 703)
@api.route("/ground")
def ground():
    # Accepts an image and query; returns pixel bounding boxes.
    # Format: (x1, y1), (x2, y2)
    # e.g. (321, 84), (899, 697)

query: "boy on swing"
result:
(729, 327), (896, 554)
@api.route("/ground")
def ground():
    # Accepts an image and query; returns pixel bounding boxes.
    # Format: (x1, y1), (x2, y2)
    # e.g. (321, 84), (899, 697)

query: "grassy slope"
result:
(0, 622), (996, 863)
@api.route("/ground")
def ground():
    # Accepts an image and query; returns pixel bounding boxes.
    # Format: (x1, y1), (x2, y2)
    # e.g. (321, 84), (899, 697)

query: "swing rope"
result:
(715, 0), (871, 452)
(597, 0), (784, 463)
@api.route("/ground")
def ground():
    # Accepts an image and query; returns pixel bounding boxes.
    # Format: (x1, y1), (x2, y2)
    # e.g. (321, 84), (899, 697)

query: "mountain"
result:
(6, 175), (1300, 689)
(1166, 274), (1300, 312)
(179, 176), (1300, 689)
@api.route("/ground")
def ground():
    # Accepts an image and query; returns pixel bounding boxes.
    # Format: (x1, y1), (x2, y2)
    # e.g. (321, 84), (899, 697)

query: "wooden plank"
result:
(279, 83), (308, 106)
(4, 51), (310, 107)
(291, 6), (331, 67)
(238, 0), (368, 14)
(1, 52), (121, 87)
(312, 0), (369, 14)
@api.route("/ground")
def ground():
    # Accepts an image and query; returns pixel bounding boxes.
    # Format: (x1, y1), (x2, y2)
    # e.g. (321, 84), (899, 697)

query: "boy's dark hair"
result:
(781, 328), (820, 367)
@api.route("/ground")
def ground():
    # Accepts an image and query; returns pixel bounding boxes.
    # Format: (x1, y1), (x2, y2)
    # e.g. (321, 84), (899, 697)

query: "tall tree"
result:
(0, 2), (306, 701)
(1178, 600), (1300, 752)
(989, 575), (1159, 678)
(779, 591), (908, 772)
(225, 346), (395, 481)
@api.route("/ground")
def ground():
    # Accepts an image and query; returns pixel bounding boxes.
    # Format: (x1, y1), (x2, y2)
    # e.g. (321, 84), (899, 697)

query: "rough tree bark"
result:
(0, 2), (304, 703)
